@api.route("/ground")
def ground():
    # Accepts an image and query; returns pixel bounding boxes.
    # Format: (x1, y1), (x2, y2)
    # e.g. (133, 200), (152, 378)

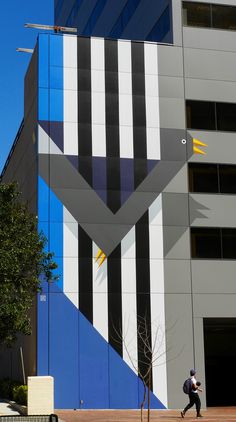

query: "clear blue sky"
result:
(0, 0), (54, 173)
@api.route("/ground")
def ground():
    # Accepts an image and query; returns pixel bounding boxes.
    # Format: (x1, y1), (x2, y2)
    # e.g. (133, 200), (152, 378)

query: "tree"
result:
(114, 315), (169, 422)
(0, 182), (58, 346)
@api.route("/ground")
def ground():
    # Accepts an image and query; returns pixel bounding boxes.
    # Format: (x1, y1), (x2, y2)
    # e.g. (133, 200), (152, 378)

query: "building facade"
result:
(2, 0), (236, 410)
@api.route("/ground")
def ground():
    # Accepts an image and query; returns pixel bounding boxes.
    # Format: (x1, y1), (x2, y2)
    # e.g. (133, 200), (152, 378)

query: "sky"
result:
(0, 0), (54, 173)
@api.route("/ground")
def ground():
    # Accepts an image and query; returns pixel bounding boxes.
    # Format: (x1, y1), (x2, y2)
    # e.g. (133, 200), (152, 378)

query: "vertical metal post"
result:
(20, 347), (26, 385)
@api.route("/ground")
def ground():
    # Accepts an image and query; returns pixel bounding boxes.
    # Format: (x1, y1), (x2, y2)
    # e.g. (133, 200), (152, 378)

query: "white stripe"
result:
(63, 35), (77, 68)
(63, 123), (78, 155)
(144, 43), (160, 160)
(118, 40), (133, 159)
(92, 243), (108, 341)
(148, 195), (167, 407)
(121, 227), (138, 374)
(91, 38), (106, 157)
(63, 36), (78, 154)
(63, 207), (78, 308)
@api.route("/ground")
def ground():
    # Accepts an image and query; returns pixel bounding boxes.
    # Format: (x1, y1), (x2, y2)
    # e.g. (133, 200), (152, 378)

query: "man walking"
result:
(181, 369), (203, 418)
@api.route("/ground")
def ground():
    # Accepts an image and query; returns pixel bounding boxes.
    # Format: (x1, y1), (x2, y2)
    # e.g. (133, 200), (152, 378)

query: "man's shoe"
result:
(197, 415), (203, 418)
(181, 411), (185, 418)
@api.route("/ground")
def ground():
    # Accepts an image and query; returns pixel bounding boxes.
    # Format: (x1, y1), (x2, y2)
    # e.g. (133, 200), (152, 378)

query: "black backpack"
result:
(183, 377), (193, 394)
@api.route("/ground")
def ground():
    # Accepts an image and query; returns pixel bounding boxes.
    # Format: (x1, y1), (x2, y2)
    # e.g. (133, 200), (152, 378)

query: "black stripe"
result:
(78, 37), (92, 185)
(105, 39), (120, 213)
(135, 198), (152, 385)
(131, 42), (147, 189)
(78, 226), (93, 323)
(77, 37), (93, 323)
(108, 245), (123, 357)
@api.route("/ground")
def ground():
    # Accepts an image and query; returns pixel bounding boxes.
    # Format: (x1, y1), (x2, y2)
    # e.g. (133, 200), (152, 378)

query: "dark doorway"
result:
(204, 318), (236, 406)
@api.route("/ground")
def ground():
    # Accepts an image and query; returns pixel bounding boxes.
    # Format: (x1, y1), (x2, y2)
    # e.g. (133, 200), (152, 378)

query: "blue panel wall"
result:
(79, 313), (109, 409)
(49, 287), (79, 408)
(37, 176), (49, 374)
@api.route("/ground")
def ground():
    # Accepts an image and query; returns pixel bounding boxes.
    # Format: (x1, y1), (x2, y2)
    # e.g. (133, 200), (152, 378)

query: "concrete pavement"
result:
(56, 408), (236, 422)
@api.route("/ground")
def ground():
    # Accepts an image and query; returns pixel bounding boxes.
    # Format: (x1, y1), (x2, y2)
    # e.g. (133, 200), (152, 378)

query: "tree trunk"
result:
(140, 379), (147, 422)
(147, 372), (151, 422)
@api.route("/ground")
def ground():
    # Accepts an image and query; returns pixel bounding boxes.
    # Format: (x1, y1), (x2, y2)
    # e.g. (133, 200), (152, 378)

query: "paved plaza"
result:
(56, 408), (236, 422)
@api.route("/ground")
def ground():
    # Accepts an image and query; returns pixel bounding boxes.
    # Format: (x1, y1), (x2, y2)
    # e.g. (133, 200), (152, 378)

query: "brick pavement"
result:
(56, 408), (236, 422)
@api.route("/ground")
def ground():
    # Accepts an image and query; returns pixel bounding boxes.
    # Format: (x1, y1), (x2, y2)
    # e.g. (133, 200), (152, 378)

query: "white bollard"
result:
(27, 376), (54, 415)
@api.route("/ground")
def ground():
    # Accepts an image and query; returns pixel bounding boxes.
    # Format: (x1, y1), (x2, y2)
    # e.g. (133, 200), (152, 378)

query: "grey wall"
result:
(160, 2), (236, 407)
(0, 50), (38, 382)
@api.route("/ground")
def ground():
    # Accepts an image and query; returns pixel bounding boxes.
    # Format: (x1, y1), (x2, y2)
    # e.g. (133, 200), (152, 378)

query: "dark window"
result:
(182, 2), (211, 27)
(216, 103), (236, 132)
(186, 100), (216, 130)
(189, 163), (218, 193)
(219, 165), (236, 194)
(222, 229), (236, 259)
(212, 5), (236, 30)
(191, 228), (221, 258)
(183, 1), (236, 31)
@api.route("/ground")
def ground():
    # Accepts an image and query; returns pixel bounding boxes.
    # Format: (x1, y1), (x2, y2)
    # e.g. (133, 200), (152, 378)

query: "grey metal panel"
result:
(192, 260), (236, 294)
(184, 47), (236, 82)
(193, 294), (236, 317)
(163, 226), (190, 259)
(41, 153), (186, 255)
(165, 294), (194, 409)
(160, 129), (187, 161)
(185, 78), (236, 103)
(172, 0), (183, 47)
(189, 194), (236, 227)
(159, 76), (184, 99)
(164, 164), (188, 193)
(162, 193), (189, 226)
(159, 98), (185, 129)
(183, 27), (236, 52)
(157, 45), (184, 77)
(188, 130), (236, 164)
(164, 259), (191, 293)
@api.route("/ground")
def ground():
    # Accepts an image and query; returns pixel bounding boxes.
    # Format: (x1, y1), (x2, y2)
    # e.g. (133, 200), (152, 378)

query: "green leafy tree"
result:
(0, 182), (58, 346)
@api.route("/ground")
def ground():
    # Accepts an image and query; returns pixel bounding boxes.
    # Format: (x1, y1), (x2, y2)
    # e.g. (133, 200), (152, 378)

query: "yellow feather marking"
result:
(98, 253), (106, 267)
(193, 138), (208, 147)
(95, 249), (103, 262)
(95, 249), (106, 267)
(193, 146), (206, 155)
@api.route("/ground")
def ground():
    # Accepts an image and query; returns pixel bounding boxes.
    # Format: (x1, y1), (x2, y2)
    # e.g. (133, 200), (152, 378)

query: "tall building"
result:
(54, 0), (173, 43)
(2, 0), (236, 410)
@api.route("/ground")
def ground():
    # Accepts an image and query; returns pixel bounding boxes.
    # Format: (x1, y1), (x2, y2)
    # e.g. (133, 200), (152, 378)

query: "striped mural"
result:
(37, 33), (186, 409)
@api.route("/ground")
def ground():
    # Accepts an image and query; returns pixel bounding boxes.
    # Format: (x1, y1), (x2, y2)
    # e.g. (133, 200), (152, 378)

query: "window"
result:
(219, 165), (236, 194)
(182, 2), (211, 27)
(186, 100), (216, 130)
(186, 100), (236, 132)
(191, 228), (236, 259)
(189, 163), (236, 194)
(183, 1), (236, 31)
(191, 228), (221, 258)
(189, 163), (218, 193)
(212, 5), (236, 30)
(222, 229), (236, 259)
(216, 103), (236, 132)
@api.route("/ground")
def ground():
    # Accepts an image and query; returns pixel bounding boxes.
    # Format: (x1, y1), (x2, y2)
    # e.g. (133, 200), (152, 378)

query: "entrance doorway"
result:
(204, 318), (236, 406)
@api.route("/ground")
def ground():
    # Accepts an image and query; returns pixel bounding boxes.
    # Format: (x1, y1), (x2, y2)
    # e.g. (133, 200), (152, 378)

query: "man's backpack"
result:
(183, 378), (193, 394)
